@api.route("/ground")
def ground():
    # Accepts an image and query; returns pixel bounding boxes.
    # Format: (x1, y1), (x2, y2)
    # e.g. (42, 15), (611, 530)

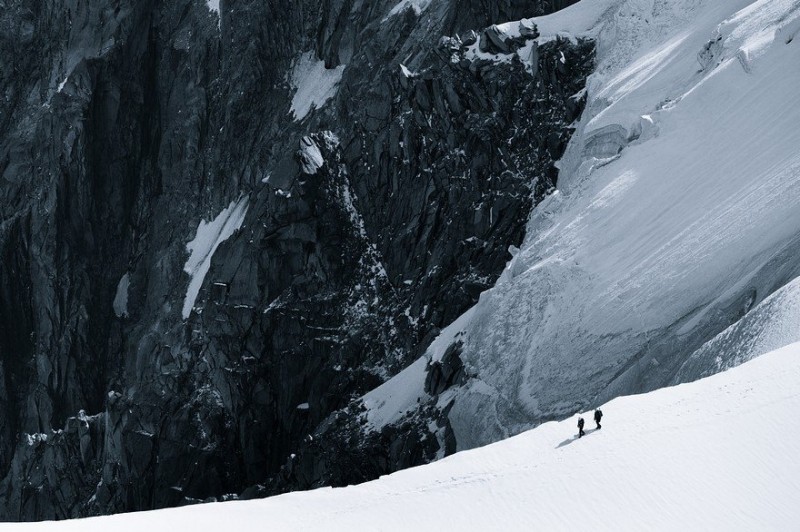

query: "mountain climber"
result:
(594, 408), (603, 429)
(577, 417), (585, 438)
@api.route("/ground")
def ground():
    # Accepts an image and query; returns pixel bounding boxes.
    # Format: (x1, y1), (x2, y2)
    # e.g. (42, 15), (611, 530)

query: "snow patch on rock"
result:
(113, 273), (130, 318)
(362, 357), (429, 429)
(182, 196), (249, 319)
(384, 0), (433, 22)
(299, 136), (325, 174)
(290, 52), (346, 121)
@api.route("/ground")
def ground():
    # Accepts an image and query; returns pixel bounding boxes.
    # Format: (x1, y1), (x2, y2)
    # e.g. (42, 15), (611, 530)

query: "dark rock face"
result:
(425, 342), (465, 395)
(0, 0), (592, 521)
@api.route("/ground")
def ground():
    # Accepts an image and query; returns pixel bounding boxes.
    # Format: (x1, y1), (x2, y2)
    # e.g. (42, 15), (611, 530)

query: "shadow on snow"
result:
(557, 428), (600, 448)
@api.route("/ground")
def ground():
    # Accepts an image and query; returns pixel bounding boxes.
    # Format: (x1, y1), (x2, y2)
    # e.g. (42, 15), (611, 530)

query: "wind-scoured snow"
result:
(289, 52), (346, 121)
(674, 276), (800, 383)
(13, 343), (800, 531)
(182, 196), (249, 319)
(367, 0), (800, 451)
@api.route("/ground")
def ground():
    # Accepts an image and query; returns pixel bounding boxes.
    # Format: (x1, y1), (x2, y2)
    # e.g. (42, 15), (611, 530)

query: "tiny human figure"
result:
(577, 417), (585, 438)
(594, 408), (603, 429)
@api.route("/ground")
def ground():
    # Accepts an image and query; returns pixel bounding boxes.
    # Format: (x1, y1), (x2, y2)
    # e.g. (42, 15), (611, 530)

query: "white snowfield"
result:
(9, 343), (800, 531)
(363, 0), (800, 450)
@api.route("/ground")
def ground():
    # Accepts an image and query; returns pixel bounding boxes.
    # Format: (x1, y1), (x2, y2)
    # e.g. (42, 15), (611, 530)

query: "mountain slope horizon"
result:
(1, 0), (799, 522)
(14, 340), (800, 530)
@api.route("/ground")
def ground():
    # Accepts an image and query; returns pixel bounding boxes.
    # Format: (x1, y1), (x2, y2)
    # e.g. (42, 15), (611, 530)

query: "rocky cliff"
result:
(0, 0), (591, 520)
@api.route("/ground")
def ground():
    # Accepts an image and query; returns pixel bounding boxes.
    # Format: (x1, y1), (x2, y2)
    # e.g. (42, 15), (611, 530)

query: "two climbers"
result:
(576, 408), (603, 438)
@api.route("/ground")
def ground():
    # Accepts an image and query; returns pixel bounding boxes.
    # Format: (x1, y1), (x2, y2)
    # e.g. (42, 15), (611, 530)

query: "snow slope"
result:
(364, 0), (800, 450)
(10, 342), (800, 531)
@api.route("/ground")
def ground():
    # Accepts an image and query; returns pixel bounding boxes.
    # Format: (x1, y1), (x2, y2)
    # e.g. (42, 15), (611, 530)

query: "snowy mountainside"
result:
(0, 0), (592, 519)
(353, 0), (800, 451)
(674, 275), (800, 383)
(2, 0), (799, 520)
(12, 342), (800, 531)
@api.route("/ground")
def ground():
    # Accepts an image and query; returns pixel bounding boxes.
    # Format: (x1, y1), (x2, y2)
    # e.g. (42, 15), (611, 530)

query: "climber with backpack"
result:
(577, 416), (585, 438)
(594, 408), (603, 429)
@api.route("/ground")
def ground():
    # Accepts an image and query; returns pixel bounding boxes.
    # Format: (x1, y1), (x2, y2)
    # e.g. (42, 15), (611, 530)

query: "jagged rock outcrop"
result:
(0, 0), (589, 520)
(425, 342), (465, 395)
